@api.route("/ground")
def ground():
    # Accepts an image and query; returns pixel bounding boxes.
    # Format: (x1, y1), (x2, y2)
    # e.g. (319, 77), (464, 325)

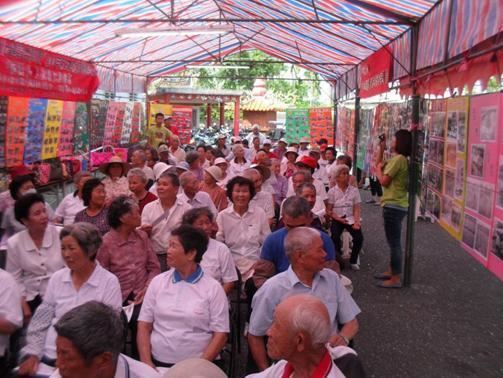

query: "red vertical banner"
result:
(112, 102), (126, 147)
(103, 101), (118, 146)
(57, 101), (76, 157)
(6, 97), (29, 167)
(172, 106), (193, 145)
(357, 47), (393, 98)
(130, 102), (142, 144)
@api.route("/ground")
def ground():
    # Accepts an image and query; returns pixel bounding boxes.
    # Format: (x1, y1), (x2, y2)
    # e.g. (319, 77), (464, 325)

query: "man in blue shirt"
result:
(261, 196), (336, 274)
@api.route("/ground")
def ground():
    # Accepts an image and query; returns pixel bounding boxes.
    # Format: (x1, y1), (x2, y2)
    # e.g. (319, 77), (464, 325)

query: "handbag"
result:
(91, 146), (128, 167)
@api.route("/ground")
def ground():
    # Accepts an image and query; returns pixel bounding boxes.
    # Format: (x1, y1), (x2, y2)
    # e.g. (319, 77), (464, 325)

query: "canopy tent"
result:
(0, 0), (439, 89)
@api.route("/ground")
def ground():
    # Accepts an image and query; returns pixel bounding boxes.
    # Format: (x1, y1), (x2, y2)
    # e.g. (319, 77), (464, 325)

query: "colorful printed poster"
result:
(172, 106), (193, 145)
(57, 101), (76, 157)
(120, 102), (133, 146)
(357, 108), (373, 172)
(130, 102), (143, 144)
(24, 98), (48, 163)
(90, 99), (108, 149)
(103, 101), (119, 146)
(6, 97), (29, 167)
(74, 102), (89, 153)
(285, 109), (309, 143)
(439, 97), (468, 240)
(148, 103), (172, 127)
(0, 97), (8, 168)
(111, 102), (126, 147)
(41, 100), (63, 160)
(309, 107), (333, 146)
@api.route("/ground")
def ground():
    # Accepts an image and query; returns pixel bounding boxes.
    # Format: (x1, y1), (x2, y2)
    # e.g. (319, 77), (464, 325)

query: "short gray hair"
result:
(127, 167), (148, 183)
(132, 149), (147, 162)
(295, 183), (316, 196)
(243, 168), (260, 180)
(287, 294), (332, 346)
(54, 301), (124, 365)
(332, 164), (350, 178)
(60, 222), (102, 260)
(179, 171), (196, 187)
(283, 196), (312, 218)
(284, 227), (320, 259)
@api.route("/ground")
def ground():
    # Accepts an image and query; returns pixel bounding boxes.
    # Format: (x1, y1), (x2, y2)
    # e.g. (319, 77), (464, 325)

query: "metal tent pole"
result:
(353, 67), (360, 171)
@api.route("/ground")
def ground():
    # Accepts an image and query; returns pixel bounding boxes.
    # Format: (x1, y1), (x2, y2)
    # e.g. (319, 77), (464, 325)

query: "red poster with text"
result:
(172, 107), (193, 145)
(358, 47), (393, 98)
(0, 37), (99, 102)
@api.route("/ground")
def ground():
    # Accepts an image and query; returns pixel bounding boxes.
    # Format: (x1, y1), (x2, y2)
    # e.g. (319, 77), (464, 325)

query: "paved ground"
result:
(345, 190), (503, 377)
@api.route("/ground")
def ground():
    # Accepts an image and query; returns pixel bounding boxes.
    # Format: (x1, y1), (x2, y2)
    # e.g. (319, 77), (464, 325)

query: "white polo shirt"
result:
(250, 190), (275, 219)
(216, 206), (270, 278)
(22, 264), (122, 360)
(0, 269), (22, 357)
(228, 160), (251, 179)
(177, 191), (218, 218)
(327, 185), (362, 225)
(141, 199), (192, 254)
(6, 226), (65, 301)
(54, 192), (85, 225)
(138, 267), (229, 364)
(201, 239), (238, 284)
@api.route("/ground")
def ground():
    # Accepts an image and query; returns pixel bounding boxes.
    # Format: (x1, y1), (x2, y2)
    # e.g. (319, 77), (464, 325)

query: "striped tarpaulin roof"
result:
(0, 0), (441, 82)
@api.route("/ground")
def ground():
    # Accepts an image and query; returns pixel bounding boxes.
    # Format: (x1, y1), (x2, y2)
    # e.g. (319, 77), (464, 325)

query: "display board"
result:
(0, 97), (8, 168)
(73, 102), (89, 153)
(285, 109), (309, 143)
(309, 107), (333, 146)
(6, 97), (29, 167)
(90, 99), (108, 149)
(336, 106), (354, 155)
(24, 98), (48, 163)
(57, 101), (76, 157)
(357, 108), (373, 172)
(172, 106), (193, 145)
(438, 97), (468, 240)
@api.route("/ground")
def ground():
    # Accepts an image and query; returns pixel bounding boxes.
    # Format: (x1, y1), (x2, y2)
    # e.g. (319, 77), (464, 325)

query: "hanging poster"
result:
(438, 97), (468, 240)
(111, 102), (126, 147)
(148, 103), (172, 127)
(6, 97), (29, 167)
(460, 93), (498, 266)
(24, 98), (48, 163)
(357, 47), (393, 98)
(423, 99), (447, 220)
(74, 102), (89, 153)
(309, 107), (333, 146)
(120, 102), (133, 146)
(41, 100), (63, 160)
(130, 102), (143, 144)
(0, 97), (8, 168)
(172, 106), (193, 145)
(90, 99), (108, 149)
(57, 101), (76, 157)
(356, 108), (373, 172)
(285, 109), (309, 144)
(103, 101), (119, 146)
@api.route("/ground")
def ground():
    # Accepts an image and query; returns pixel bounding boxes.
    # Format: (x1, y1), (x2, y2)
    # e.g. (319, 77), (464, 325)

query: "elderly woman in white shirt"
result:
(326, 164), (364, 271)
(6, 193), (64, 322)
(182, 207), (238, 294)
(216, 176), (270, 281)
(137, 225), (229, 369)
(228, 144), (250, 179)
(100, 155), (131, 204)
(17, 222), (122, 376)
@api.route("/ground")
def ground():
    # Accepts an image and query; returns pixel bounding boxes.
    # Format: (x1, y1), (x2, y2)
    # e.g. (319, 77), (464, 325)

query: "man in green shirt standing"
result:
(147, 112), (171, 148)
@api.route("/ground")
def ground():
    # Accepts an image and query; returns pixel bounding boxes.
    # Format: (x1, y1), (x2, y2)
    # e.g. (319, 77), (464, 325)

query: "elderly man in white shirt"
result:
(169, 134), (186, 163)
(245, 124), (267, 146)
(49, 301), (161, 378)
(246, 294), (350, 378)
(178, 171), (218, 218)
(131, 149), (155, 182)
(54, 171), (92, 225)
(141, 171), (192, 272)
(216, 176), (271, 281)
(0, 268), (23, 371)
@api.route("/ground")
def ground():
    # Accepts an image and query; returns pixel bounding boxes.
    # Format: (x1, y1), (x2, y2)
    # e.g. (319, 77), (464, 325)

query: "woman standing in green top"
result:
(375, 129), (412, 288)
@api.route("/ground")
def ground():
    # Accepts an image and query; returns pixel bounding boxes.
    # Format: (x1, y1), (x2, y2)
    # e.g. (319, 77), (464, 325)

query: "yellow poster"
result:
(42, 100), (64, 160)
(148, 103), (172, 127)
(438, 97), (469, 240)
